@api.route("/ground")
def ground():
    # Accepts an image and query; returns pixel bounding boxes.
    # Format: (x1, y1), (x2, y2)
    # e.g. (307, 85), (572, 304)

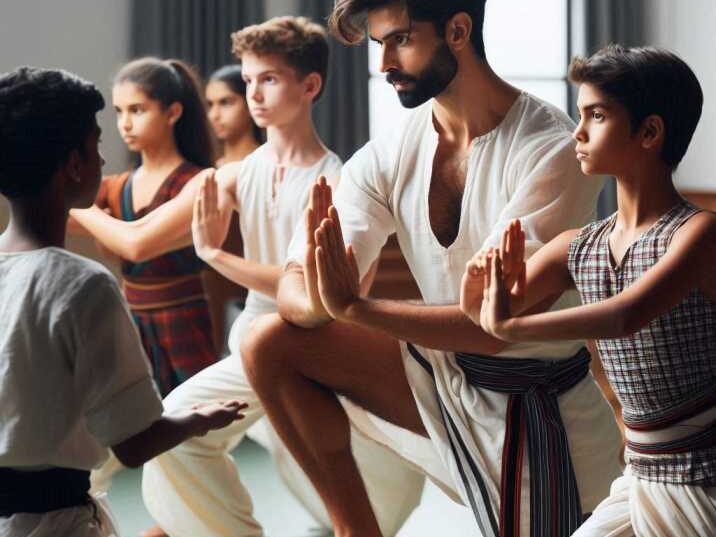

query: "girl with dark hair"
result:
(72, 57), (217, 397)
(206, 64), (262, 166)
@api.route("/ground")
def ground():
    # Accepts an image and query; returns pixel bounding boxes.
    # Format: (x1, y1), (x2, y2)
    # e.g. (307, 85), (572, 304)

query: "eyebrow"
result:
(246, 69), (281, 78)
(368, 26), (411, 44)
(579, 101), (611, 111)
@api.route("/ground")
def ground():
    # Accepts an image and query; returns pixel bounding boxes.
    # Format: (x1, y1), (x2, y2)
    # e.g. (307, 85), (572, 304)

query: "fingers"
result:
(483, 249), (493, 299)
(346, 243), (359, 281)
(513, 261), (526, 298)
(305, 207), (316, 248)
(501, 226), (511, 275)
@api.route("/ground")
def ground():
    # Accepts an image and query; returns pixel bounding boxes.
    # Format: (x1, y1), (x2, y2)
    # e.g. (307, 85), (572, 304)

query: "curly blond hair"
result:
(231, 16), (329, 99)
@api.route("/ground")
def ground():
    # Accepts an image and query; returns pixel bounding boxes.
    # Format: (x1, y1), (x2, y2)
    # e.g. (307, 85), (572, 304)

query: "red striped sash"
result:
(123, 274), (206, 311)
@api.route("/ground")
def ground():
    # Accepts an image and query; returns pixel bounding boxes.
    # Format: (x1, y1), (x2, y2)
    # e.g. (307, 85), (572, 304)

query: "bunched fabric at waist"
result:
(123, 274), (206, 311)
(407, 344), (591, 537)
(623, 386), (716, 431)
(0, 467), (90, 516)
(627, 420), (716, 455)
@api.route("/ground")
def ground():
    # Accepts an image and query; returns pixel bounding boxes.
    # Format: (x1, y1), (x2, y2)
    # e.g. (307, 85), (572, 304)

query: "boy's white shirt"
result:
(216, 143), (342, 354)
(0, 247), (162, 470)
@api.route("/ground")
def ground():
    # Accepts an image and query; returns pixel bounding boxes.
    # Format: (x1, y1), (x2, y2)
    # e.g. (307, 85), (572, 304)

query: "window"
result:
(368, 0), (570, 138)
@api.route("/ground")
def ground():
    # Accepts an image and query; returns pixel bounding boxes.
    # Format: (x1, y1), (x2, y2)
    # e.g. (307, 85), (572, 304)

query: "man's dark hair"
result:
(569, 44), (702, 169)
(329, 0), (487, 59)
(0, 67), (104, 198)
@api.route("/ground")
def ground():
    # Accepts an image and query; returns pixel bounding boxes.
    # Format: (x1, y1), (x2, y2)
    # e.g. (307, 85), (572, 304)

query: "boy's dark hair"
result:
(209, 64), (263, 143)
(569, 44), (703, 169)
(0, 67), (104, 199)
(115, 57), (215, 167)
(231, 16), (329, 102)
(329, 0), (487, 59)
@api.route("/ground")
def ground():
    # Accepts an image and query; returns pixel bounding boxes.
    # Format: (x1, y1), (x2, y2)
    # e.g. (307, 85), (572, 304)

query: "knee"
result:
(240, 313), (295, 392)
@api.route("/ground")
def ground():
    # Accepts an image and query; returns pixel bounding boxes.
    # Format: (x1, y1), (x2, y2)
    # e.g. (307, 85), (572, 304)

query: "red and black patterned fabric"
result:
(97, 162), (217, 396)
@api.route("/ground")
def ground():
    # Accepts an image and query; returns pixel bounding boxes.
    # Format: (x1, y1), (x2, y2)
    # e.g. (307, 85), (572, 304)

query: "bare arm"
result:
(111, 400), (246, 468)
(482, 212), (716, 342)
(192, 171), (281, 297)
(69, 168), (217, 262)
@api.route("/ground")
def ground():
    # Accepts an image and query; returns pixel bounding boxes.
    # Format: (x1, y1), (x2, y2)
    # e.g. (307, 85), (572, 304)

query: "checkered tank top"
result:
(568, 200), (716, 484)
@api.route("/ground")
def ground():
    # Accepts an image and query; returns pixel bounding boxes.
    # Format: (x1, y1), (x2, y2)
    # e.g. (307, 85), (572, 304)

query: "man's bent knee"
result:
(241, 313), (295, 391)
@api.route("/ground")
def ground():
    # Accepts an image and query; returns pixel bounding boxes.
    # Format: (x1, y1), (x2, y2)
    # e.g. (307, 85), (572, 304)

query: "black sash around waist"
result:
(0, 467), (91, 516)
(408, 344), (591, 537)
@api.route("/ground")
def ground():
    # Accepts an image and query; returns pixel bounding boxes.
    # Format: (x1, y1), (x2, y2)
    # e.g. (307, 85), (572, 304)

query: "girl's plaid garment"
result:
(96, 162), (217, 396)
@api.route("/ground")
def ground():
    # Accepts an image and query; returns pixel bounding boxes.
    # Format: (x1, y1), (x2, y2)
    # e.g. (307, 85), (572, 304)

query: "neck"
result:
(265, 110), (325, 167)
(139, 136), (184, 173)
(615, 161), (681, 229)
(222, 132), (260, 164)
(0, 187), (68, 252)
(432, 58), (520, 145)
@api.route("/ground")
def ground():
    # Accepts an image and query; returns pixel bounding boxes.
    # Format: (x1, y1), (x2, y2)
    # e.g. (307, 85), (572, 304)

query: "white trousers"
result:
(141, 352), (425, 537)
(573, 469), (716, 537)
(0, 495), (119, 537)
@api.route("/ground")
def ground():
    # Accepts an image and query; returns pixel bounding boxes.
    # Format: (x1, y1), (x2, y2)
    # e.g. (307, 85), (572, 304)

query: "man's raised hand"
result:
(302, 176), (334, 322)
(315, 206), (360, 321)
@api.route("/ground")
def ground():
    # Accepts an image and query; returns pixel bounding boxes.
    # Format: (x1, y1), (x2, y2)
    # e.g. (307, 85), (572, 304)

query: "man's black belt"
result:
(0, 467), (91, 516)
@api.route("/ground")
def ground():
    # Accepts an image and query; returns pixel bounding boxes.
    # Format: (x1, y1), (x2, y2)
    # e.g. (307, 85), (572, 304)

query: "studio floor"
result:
(108, 438), (478, 537)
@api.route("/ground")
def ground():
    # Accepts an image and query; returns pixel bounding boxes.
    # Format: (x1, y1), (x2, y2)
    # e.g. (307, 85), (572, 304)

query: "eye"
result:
(592, 111), (604, 121)
(265, 76), (276, 84)
(395, 34), (409, 46)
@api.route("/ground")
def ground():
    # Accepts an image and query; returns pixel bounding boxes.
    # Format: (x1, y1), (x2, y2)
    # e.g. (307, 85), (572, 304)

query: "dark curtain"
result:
(582, 0), (647, 217)
(299, 0), (370, 161)
(130, 0), (265, 78)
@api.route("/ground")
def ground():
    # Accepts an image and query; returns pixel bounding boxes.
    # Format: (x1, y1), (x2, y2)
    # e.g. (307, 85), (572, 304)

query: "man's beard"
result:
(386, 41), (458, 108)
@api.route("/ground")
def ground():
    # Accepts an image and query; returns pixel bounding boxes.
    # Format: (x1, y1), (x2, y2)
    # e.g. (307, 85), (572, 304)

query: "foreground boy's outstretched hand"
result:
(314, 205), (360, 320)
(188, 400), (248, 436)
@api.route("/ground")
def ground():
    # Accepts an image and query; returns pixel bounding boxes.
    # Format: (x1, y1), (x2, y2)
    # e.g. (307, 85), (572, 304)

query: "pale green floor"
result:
(108, 438), (477, 537)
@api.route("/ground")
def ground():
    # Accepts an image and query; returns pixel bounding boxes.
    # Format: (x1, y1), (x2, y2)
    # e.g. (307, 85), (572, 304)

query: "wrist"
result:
(341, 297), (367, 323)
(197, 246), (222, 263)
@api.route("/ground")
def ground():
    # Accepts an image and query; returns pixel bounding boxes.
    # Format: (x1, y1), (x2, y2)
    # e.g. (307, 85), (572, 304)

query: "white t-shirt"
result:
(0, 248), (163, 471)
(224, 145), (343, 353)
(288, 93), (604, 358)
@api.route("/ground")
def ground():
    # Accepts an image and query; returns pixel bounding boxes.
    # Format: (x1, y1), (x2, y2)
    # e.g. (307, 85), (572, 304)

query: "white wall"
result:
(0, 0), (131, 257)
(644, 0), (716, 191)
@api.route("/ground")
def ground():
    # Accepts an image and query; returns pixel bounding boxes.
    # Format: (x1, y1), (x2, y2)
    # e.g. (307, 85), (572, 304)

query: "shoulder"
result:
(30, 248), (120, 307)
(671, 208), (716, 249)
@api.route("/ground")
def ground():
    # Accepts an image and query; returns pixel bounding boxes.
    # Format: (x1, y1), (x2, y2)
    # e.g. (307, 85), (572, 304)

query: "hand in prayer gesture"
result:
(302, 177), (334, 322)
(192, 169), (231, 262)
(314, 205), (360, 321)
(460, 219), (526, 327)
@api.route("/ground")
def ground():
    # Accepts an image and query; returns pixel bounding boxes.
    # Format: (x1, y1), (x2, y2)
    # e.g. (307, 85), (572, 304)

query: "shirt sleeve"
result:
(285, 143), (397, 280)
(480, 133), (604, 259)
(70, 274), (163, 447)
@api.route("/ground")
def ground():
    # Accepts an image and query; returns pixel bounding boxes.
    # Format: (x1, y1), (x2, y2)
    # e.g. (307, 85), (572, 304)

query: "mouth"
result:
(575, 151), (588, 161)
(250, 108), (268, 115)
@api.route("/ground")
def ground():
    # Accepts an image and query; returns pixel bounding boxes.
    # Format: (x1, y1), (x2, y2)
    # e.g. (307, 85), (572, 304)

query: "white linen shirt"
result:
(288, 92), (604, 358)
(0, 248), (163, 471)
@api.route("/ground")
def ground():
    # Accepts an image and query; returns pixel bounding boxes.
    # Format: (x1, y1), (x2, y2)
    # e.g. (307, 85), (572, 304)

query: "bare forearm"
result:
(111, 414), (202, 468)
(344, 298), (508, 354)
(71, 208), (191, 262)
(499, 300), (630, 342)
(203, 249), (281, 298)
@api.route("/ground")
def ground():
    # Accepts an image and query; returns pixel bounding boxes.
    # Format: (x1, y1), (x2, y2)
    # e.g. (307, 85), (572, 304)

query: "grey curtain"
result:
(130, 0), (265, 78)
(582, 0), (647, 217)
(299, 0), (370, 161)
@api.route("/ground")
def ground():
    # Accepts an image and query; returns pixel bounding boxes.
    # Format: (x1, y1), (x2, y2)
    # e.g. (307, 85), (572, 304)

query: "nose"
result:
(248, 82), (263, 104)
(573, 119), (587, 143)
(119, 112), (131, 133)
(379, 43), (398, 74)
(208, 104), (219, 122)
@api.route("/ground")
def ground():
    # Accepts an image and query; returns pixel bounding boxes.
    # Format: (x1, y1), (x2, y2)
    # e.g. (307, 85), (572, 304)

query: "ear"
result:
(445, 12), (473, 52)
(640, 114), (665, 151)
(63, 148), (83, 183)
(303, 72), (323, 102)
(167, 101), (184, 126)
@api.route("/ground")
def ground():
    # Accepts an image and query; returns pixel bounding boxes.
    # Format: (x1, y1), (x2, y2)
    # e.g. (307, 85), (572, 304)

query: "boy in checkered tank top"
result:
(460, 45), (716, 536)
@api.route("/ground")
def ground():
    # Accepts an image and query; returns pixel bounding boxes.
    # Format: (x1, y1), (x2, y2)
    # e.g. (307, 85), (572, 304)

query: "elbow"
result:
(123, 239), (155, 263)
(111, 445), (147, 469)
(611, 306), (645, 339)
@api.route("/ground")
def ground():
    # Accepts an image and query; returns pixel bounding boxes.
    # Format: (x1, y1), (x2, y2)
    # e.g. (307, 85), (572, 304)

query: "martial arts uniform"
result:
(0, 248), (163, 537)
(142, 145), (424, 537)
(287, 93), (624, 537)
(569, 200), (716, 537)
